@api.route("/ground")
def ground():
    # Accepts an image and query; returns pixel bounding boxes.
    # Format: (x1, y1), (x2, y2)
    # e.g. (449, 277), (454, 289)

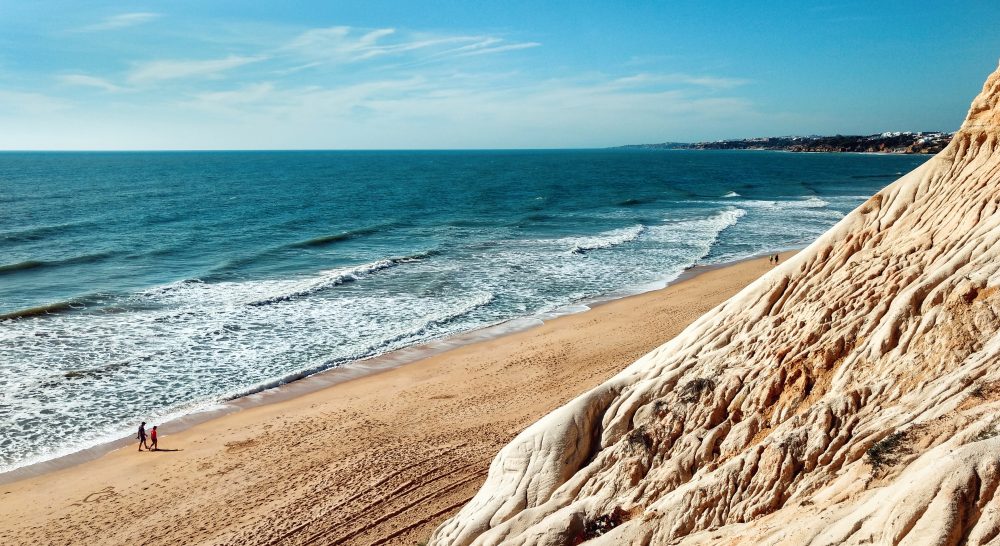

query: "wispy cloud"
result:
(56, 74), (123, 92)
(674, 75), (749, 89)
(281, 26), (539, 65)
(17, 18), (761, 148)
(173, 69), (755, 146)
(127, 55), (266, 84)
(80, 12), (161, 32)
(612, 73), (750, 90)
(454, 42), (540, 57)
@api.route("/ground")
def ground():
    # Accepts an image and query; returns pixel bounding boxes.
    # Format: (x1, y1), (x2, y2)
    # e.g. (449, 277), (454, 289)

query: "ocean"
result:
(0, 149), (928, 472)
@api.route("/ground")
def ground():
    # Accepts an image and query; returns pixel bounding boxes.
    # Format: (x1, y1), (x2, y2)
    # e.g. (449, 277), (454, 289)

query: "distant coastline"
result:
(616, 131), (953, 154)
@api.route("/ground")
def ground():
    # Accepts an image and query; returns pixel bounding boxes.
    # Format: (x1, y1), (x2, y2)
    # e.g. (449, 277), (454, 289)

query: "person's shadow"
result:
(149, 449), (183, 452)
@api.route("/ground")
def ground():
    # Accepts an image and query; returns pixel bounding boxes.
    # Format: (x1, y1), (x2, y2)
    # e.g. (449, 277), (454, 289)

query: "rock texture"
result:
(431, 62), (1000, 546)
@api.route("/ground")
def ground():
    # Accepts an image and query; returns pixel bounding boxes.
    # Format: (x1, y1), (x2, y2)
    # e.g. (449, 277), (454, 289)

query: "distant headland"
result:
(616, 131), (954, 154)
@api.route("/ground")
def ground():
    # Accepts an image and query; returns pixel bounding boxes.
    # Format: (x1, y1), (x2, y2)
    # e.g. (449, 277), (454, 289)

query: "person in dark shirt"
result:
(137, 422), (149, 452)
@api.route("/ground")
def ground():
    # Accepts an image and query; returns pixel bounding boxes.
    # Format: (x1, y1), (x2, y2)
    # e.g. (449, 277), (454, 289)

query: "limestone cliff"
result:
(430, 62), (1000, 546)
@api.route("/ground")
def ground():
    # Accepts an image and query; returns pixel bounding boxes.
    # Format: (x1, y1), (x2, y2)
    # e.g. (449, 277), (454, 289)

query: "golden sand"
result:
(0, 252), (791, 546)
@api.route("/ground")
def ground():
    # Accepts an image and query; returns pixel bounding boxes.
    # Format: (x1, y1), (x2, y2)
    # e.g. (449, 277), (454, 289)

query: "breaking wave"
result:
(246, 253), (432, 307)
(569, 225), (647, 254)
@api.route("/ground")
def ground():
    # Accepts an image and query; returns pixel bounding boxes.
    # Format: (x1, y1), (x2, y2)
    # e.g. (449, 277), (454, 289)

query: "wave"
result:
(0, 220), (99, 243)
(521, 213), (554, 223)
(646, 207), (746, 255)
(0, 260), (45, 273)
(446, 218), (500, 228)
(617, 197), (655, 207)
(224, 292), (497, 400)
(0, 299), (89, 321)
(733, 196), (831, 210)
(366, 291), (496, 351)
(246, 252), (433, 307)
(569, 225), (646, 255)
(0, 252), (114, 276)
(789, 196), (831, 208)
(207, 223), (396, 277)
(688, 208), (747, 264)
(722, 191), (741, 198)
(291, 224), (388, 248)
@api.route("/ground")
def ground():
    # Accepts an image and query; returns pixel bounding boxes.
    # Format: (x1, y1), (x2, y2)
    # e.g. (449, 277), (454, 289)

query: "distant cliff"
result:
(620, 131), (954, 154)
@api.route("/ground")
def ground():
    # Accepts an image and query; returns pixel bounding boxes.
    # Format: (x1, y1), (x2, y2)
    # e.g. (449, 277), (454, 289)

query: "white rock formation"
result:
(430, 62), (1000, 546)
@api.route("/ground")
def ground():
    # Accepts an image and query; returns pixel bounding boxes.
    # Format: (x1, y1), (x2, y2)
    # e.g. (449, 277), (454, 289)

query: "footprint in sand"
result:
(83, 486), (119, 503)
(224, 438), (258, 453)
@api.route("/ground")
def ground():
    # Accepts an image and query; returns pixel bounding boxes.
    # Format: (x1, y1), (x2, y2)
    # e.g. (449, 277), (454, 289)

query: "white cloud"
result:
(56, 74), (123, 92)
(127, 55), (266, 84)
(80, 12), (161, 32)
(159, 69), (757, 148)
(15, 19), (762, 149)
(0, 69), (763, 149)
(284, 26), (397, 61)
(611, 73), (750, 90)
(281, 26), (539, 65)
(673, 75), (750, 89)
(454, 42), (540, 57)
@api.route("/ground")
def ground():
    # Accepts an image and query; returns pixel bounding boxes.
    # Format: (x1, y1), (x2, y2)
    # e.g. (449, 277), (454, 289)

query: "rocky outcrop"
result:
(431, 62), (1000, 546)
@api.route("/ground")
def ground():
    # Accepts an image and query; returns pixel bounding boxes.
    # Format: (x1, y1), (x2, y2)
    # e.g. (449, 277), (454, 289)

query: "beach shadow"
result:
(149, 448), (183, 452)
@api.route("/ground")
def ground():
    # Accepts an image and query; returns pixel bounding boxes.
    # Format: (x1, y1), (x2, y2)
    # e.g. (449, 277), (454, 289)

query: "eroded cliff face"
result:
(430, 62), (1000, 546)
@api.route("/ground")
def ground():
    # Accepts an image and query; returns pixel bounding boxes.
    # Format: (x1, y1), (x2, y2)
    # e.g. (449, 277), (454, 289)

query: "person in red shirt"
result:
(149, 425), (159, 451)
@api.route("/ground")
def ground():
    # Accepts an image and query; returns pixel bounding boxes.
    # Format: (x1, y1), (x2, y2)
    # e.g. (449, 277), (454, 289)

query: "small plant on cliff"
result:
(973, 421), (1000, 442)
(572, 507), (628, 544)
(971, 383), (986, 398)
(626, 426), (653, 453)
(679, 378), (716, 403)
(867, 431), (908, 473)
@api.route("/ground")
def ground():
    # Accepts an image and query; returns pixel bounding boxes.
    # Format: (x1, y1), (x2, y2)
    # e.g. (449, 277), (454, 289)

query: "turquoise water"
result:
(0, 150), (927, 471)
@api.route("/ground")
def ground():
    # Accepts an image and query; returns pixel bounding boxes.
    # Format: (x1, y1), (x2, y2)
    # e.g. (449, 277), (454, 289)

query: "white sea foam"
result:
(790, 196), (830, 208)
(246, 258), (400, 306)
(0, 260), (500, 473)
(567, 224), (646, 254)
(0, 198), (858, 474)
(722, 191), (740, 198)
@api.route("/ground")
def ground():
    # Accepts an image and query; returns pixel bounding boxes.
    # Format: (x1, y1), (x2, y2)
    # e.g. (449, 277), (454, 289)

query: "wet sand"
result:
(0, 251), (793, 546)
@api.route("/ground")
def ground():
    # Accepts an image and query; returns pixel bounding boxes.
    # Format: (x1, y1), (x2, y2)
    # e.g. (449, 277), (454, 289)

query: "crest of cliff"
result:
(430, 61), (1000, 546)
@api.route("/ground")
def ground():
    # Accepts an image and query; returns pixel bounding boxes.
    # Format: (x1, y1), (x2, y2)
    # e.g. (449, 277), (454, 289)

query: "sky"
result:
(2, 1), (1000, 150)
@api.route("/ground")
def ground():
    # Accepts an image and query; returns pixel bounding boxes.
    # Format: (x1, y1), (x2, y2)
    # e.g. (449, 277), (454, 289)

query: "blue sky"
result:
(1, 1), (999, 149)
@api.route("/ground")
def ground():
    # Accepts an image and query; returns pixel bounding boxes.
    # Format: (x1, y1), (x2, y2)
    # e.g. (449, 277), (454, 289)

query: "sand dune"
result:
(431, 63), (1000, 545)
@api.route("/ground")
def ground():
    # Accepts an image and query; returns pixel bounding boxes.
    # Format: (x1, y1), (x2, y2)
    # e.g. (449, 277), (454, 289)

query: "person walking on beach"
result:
(773, 254), (780, 264)
(149, 425), (158, 451)
(137, 421), (149, 451)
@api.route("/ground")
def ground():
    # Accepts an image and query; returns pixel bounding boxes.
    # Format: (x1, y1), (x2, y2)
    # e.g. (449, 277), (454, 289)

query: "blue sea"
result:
(0, 150), (927, 472)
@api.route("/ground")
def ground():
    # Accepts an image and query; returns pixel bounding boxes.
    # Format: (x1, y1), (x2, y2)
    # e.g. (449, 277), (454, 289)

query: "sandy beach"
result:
(0, 252), (792, 546)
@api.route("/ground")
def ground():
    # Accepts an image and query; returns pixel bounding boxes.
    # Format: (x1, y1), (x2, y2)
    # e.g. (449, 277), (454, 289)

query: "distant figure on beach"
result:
(137, 421), (149, 451)
(149, 425), (158, 451)
(773, 254), (780, 264)
(768, 255), (774, 264)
